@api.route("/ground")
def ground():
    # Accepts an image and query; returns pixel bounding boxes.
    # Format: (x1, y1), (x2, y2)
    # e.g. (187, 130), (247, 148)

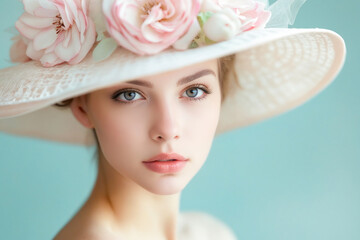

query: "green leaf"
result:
(204, 36), (216, 45)
(197, 11), (214, 28)
(96, 31), (105, 42)
(92, 38), (118, 62)
(189, 41), (199, 49)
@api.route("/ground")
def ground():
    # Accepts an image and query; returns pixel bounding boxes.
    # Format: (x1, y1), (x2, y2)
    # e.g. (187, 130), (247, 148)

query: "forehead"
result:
(94, 58), (219, 94)
(141, 58), (218, 82)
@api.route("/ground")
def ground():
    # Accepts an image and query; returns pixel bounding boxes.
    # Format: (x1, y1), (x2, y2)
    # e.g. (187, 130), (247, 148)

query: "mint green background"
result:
(0, 1), (359, 239)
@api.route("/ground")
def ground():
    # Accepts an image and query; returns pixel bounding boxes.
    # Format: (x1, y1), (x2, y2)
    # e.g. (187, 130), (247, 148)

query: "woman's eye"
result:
(113, 90), (144, 103)
(182, 86), (207, 100)
(112, 85), (210, 104)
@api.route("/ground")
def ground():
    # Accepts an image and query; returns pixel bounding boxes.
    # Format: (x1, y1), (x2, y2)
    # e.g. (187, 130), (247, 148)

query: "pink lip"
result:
(143, 153), (189, 174)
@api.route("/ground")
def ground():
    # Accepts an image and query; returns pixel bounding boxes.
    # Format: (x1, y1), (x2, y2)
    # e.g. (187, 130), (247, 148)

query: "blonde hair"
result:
(218, 54), (237, 102)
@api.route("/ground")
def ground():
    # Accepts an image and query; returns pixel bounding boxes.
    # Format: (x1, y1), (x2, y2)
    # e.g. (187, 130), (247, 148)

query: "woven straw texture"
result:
(0, 28), (346, 145)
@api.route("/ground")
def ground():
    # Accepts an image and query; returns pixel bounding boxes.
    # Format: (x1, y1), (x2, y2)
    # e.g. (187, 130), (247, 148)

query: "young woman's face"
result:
(80, 59), (221, 195)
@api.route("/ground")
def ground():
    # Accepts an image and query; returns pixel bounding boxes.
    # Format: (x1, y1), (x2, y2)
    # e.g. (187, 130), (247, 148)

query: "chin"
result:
(142, 175), (191, 195)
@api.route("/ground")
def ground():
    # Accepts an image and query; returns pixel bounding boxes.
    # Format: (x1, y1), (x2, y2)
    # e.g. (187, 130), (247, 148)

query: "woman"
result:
(54, 58), (227, 239)
(0, 0), (346, 239)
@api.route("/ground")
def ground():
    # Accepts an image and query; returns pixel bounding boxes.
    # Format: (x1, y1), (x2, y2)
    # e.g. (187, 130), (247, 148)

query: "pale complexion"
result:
(54, 59), (221, 240)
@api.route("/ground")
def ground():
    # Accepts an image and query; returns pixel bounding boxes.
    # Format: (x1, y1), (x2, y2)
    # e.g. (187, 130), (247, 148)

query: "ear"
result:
(70, 96), (94, 129)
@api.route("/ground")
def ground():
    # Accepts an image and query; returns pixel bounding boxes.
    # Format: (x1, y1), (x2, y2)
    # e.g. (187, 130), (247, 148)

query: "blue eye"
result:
(183, 87), (205, 98)
(112, 90), (144, 103)
(182, 84), (211, 101)
(112, 84), (211, 104)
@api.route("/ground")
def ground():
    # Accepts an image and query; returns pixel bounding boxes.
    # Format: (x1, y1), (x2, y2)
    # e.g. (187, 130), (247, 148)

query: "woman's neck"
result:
(85, 152), (182, 240)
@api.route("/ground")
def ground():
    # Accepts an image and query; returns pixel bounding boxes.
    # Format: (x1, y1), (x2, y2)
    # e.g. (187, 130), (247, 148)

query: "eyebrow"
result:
(124, 69), (216, 88)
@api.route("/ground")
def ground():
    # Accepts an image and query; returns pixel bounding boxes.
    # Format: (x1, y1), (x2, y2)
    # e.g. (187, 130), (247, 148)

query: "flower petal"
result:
(23, 0), (42, 15)
(103, 0), (117, 28)
(54, 1), (71, 29)
(55, 26), (81, 61)
(172, 19), (201, 50)
(109, 27), (141, 54)
(63, 29), (72, 47)
(203, 13), (238, 42)
(26, 42), (44, 60)
(40, 52), (64, 67)
(63, 0), (78, 24)
(34, 7), (58, 17)
(90, 0), (107, 33)
(201, 0), (222, 12)
(69, 19), (96, 64)
(120, 2), (143, 30)
(141, 5), (165, 43)
(15, 19), (42, 39)
(19, 12), (54, 29)
(81, 0), (88, 13)
(33, 27), (58, 51)
(77, 11), (87, 42)
(38, 0), (57, 10)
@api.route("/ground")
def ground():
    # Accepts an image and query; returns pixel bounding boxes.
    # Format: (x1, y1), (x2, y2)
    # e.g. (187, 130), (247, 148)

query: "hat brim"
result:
(0, 28), (346, 145)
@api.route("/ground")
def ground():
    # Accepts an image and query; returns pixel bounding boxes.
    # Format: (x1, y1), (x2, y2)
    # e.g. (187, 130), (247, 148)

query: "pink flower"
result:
(103, 0), (201, 55)
(202, 0), (271, 42)
(15, 0), (96, 67)
(216, 0), (271, 32)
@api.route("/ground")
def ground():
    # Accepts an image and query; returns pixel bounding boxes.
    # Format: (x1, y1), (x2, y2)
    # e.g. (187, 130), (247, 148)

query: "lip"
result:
(142, 153), (189, 174)
(143, 153), (188, 163)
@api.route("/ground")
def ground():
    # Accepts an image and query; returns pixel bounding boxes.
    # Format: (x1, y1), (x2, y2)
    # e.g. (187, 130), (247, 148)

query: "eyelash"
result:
(111, 84), (212, 104)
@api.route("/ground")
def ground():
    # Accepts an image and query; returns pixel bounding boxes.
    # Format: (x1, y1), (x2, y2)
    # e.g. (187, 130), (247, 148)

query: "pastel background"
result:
(0, 0), (359, 239)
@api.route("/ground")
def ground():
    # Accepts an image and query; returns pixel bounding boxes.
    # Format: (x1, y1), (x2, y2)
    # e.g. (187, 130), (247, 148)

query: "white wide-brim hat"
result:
(0, 1), (346, 145)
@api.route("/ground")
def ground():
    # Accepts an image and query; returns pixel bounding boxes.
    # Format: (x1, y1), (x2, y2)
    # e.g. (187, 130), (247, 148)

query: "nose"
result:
(149, 98), (180, 143)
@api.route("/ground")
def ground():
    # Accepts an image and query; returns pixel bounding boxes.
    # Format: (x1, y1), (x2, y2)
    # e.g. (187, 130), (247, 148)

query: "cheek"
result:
(183, 93), (221, 165)
(90, 105), (148, 171)
(185, 104), (219, 137)
(188, 87), (221, 134)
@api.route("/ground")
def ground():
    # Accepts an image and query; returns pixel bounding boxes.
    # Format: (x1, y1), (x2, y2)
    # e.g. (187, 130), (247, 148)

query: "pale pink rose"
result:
(216, 0), (271, 32)
(10, 35), (31, 63)
(15, 0), (96, 67)
(103, 0), (201, 55)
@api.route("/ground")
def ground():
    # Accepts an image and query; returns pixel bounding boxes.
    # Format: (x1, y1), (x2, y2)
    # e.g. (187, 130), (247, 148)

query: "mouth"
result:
(151, 159), (178, 162)
(142, 153), (189, 173)
(143, 152), (188, 163)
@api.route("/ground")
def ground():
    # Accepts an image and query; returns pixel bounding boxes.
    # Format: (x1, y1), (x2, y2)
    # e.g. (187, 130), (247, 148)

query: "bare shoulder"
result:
(52, 209), (120, 240)
(53, 218), (109, 240)
(178, 211), (237, 240)
(53, 220), (119, 240)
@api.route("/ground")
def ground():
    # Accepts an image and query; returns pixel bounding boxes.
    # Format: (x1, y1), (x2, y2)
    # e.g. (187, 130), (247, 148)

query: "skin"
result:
(54, 58), (221, 240)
